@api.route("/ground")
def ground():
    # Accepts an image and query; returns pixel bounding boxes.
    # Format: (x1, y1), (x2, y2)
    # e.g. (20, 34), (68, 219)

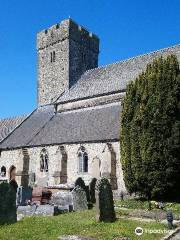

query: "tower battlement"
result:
(37, 19), (99, 53)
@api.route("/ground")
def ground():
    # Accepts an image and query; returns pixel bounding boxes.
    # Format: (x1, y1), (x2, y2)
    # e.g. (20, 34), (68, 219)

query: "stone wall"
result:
(37, 18), (99, 106)
(0, 142), (126, 195)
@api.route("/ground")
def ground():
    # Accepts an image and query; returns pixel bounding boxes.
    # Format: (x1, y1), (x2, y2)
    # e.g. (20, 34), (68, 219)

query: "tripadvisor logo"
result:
(135, 227), (143, 236)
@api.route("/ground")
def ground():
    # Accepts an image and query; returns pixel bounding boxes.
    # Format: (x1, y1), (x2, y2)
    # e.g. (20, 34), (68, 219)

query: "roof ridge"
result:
(84, 43), (180, 73)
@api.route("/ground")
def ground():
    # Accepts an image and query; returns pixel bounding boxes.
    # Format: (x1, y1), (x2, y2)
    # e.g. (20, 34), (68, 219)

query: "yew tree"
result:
(121, 55), (180, 201)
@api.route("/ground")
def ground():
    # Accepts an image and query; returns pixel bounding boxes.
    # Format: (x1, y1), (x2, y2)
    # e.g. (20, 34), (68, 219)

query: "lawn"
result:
(0, 209), (167, 240)
(115, 199), (180, 215)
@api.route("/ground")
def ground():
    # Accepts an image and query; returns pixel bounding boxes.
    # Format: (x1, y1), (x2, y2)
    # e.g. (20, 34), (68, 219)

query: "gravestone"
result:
(72, 186), (88, 211)
(167, 210), (174, 229)
(16, 186), (32, 206)
(17, 205), (58, 218)
(95, 178), (116, 222)
(17, 205), (37, 217)
(32, 187), (51, 205)
(89, 178), (97, 204)
(41, 189), (52, 204)
(51, 191), (73, 210)
(34, 205), (56, 216)
(0, 182), (17, 224)
(32, 187), (43, 204)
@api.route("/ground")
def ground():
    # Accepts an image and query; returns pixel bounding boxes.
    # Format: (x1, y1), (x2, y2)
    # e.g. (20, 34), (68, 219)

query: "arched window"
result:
(1, 166), (6, 177)
(78, 147), (88, 173)
(50, 51), (56, 63)
(40, 149), (49, 172)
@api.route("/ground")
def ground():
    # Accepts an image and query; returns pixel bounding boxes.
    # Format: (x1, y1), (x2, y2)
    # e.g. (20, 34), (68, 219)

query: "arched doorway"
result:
(9, 165), (16, 181)
(1, 166), (6, 177)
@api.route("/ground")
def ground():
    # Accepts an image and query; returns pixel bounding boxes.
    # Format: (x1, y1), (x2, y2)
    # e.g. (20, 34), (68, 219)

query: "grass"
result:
(115, 199), (180, 215)
(0, 209), (167, 240)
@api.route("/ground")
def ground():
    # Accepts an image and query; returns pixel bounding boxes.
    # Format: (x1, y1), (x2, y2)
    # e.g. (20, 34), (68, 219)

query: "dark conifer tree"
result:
(121, 55), (180, 202)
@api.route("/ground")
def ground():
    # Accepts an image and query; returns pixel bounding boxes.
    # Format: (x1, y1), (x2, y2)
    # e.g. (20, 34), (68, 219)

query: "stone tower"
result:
(37, 18), (99, 106)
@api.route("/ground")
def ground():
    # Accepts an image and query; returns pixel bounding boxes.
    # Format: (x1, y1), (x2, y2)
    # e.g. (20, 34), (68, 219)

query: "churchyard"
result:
(0, 55), (180, 239)
(0, 209), (168, 240)
(0, 177), (180, 240)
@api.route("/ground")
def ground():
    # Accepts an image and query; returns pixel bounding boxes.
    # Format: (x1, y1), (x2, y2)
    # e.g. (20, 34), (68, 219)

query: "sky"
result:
(0, 0), (180, 119)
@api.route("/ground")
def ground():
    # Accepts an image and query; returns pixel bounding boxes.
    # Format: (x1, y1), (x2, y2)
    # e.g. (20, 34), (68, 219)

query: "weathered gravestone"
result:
(32, 187), (43, 204)
(17, 205), (37, 217)
(75, 177), (91, 208)
(0, 182), (17, 224)
(32, 187), (52, 205)
(95, 178), (116, 222)
(50, 191), (73, 212)
(17, 205), (58, 218)
(89, 178), (97, 204)
(34, 205), (57, 216)
(51, 191), (73, 206)
(72, 186), (88, 211)
(16, 186), (32, 206)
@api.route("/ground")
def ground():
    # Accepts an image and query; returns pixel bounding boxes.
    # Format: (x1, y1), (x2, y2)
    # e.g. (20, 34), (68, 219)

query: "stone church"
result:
(0, 18), (180, 195)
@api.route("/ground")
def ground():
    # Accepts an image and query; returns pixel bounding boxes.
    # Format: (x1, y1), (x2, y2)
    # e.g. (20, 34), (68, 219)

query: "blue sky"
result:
(0, 0), (180, 119)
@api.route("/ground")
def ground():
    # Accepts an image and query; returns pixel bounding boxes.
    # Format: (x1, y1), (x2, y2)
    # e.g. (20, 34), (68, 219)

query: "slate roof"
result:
(0, 103), (121, 149)
(0, 115), (27, 143)
(56, 44), (180, 103)
(0, 105), (55, 149)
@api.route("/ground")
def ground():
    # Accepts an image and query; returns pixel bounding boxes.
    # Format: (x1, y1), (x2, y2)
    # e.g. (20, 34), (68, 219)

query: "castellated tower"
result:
(37, 18), (99, 106)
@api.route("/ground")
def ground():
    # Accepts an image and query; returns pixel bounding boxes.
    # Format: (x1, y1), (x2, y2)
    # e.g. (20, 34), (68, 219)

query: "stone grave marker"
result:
(95, 178), (116, 222)
(32, 187), (43, 204)
(17, 205), (37, 217)
(72, 186), (88, 211)
(34, 205), (56, 216)
(0, 182), (17, 224)
(16, 186), (32, 206)
(51, 191), (73, 212)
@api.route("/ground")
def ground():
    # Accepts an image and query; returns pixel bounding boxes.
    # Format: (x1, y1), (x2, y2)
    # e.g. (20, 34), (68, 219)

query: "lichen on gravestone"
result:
(71, 186), (88, 211)
(95, 178), (116, 222)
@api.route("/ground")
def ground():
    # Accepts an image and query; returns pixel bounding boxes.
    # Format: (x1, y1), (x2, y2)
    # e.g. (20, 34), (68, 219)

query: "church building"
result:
(0, 18), (180, 195)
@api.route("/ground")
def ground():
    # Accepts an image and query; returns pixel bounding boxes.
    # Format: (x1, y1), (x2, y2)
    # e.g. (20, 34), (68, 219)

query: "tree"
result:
(120, 55), (180, 202)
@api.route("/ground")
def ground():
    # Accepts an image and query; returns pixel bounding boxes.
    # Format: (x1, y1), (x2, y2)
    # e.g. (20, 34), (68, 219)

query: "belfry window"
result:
(1, 166), (6, 177)
(78, 147), (88, 173)
(50, 51), (56, 63)
(82, 53), (86, 64)
(40, 149), (49, 172)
